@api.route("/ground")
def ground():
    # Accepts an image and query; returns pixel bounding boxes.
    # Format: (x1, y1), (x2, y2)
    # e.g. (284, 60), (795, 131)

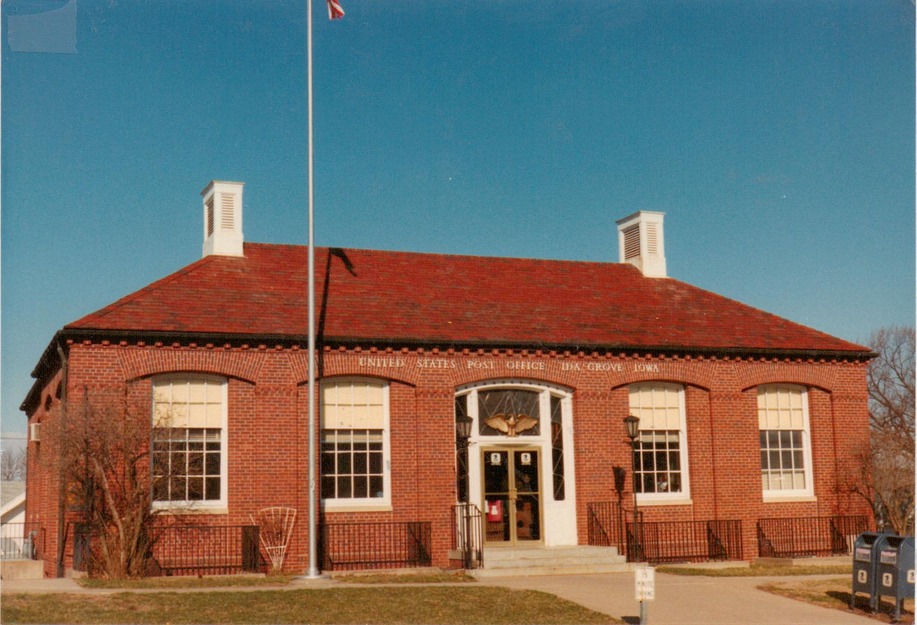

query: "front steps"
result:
(469, 545), (630, 578)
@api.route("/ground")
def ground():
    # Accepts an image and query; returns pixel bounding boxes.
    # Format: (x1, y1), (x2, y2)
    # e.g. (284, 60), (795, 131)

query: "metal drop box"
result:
(850, 532), (888, 611)
(875, 535), (915, 622)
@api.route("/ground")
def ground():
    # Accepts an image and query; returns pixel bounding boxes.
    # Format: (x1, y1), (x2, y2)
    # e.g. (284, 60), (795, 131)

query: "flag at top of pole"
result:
(327, 0), (344, 19)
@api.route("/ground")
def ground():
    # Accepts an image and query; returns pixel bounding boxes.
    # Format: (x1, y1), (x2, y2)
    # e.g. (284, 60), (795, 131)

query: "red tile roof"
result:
(65, 243), (869, 356)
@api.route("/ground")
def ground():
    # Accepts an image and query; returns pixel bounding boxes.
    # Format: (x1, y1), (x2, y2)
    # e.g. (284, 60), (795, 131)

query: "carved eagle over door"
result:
(484, 413), (538, 437)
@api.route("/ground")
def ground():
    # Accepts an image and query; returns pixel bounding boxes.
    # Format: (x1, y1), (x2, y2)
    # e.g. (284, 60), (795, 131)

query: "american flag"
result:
(327, 0), (344, 19)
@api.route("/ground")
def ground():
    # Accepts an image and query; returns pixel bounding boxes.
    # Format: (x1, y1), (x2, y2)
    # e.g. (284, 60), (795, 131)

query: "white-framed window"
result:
(151, 375), (228, 510)
(629, 382), (690, 503)
(320, 378), (391, 509)
(758, 384), (814, 499)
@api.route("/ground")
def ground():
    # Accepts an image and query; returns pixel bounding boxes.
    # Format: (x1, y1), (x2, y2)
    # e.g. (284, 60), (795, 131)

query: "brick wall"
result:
(25, 340), (873, 574)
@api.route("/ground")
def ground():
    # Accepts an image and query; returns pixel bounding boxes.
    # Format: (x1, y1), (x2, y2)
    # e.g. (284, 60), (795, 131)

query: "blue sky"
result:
(2, 0), (914, 438)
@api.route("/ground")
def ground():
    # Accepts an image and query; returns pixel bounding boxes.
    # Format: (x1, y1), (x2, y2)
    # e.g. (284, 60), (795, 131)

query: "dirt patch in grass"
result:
(2, 586), (620, 624)
(759, 576), (914, 624)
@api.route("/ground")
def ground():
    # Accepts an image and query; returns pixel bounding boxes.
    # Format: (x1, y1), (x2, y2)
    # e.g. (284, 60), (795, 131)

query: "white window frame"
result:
(629, 382), (691, 505)
(320, 377), (392, 512)
(758, 384), (815, 501)
(151, 375), (228, 512)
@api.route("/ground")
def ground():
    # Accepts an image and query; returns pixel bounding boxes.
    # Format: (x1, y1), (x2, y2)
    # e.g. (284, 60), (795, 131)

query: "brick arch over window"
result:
(119, 349), (261, 384)
(301, 356), (422, 388)
(452, 365), (578, 389)
(303, 372), (417, 392)
(735, 362), (840, 393)
(610, 379), (709, 395)
(611, 364), (716, 391)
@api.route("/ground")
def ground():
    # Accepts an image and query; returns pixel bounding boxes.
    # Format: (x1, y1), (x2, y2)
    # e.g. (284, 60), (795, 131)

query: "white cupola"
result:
(616, 211), (667, 278)
(201, 180), (244, 258)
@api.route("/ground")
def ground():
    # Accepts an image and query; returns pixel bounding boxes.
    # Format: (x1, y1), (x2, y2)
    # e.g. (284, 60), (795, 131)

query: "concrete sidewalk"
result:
(2, 571), (884, 624)
(481, 571), (879, 625)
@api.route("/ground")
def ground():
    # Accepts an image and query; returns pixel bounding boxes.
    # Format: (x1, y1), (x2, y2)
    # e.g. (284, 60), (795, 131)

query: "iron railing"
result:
(587, 500), (644, 560)
(320, 521), (432, 571)
(757, 515), (870, 558)
(451, 503), (484, 569)
(0, 523), (44, 561)
(587, 501), (743, 564)
(150, 524), (262, 576)
(587, 500), (625, 548)
(636, 519), (743, 563)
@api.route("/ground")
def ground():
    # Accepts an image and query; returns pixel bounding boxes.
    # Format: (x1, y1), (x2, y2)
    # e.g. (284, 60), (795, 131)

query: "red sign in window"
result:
(486, 500), (503, 522)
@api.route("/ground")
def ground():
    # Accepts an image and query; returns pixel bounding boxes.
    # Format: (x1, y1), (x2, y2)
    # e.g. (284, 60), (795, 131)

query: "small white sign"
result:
(520, 452), (532, 465)
(635, 565), (655, 601)
(490, 453), (502, 465)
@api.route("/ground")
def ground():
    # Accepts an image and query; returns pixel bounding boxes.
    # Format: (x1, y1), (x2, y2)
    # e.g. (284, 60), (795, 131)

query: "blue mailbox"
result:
(875, 535), (915, 622)
(850, 532), (889, 611)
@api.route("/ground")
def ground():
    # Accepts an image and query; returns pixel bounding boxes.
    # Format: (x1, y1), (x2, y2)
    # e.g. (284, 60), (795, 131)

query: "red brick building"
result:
(23, 181), (874, 576)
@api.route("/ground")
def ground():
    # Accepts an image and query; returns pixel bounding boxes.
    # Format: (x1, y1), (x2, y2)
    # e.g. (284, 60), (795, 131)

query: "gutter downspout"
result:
(55, 339), (69, 578)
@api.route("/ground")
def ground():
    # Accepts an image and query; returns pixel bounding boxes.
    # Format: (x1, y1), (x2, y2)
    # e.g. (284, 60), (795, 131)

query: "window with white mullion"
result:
(758, 385), (813, 498)
(628, 382), (690, 501)
(151, 376), (227, 509)
(320, 378), (391, 507)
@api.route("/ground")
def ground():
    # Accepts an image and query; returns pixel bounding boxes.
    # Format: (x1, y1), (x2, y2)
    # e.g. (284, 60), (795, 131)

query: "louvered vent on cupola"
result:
(615, 211), (667, 278)
(201, 180), (244, 258)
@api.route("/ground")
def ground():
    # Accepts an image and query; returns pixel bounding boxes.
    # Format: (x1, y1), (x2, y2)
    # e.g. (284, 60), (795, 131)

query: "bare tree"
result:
(45, 391), (165, 578)
(1, 447), (27, 481)
(842, 326), (915, 535)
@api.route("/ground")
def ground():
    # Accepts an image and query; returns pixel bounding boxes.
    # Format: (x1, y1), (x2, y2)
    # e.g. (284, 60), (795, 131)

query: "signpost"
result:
(634, 565), (655, 624)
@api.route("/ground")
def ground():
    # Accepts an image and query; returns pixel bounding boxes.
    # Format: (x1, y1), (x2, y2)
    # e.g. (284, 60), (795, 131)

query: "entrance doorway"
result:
(482, 447), (542, 545)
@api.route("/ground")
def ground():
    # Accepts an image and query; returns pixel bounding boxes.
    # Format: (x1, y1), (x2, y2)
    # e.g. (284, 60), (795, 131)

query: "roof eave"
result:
(55, 327), (877, 363)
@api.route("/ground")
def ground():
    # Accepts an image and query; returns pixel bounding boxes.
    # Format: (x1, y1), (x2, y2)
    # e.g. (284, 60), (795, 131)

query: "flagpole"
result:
(306, 0), (321, 579)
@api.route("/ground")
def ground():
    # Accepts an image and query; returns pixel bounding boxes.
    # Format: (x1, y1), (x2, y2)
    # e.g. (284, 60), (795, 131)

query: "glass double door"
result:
(482, 447), (542, 545)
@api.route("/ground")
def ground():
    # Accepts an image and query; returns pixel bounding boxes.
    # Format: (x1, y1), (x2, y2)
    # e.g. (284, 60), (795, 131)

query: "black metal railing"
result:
(587, 501), (644, 561)
(587, 500), (621, 548)
(451, 503), (483, 569)
(320, 521), (432, 571)
(150, 524), (261, 576)
(0, 523), (44, 561)
(636, 519), (743, 564)
(757, 515), (869, 558)
(587, 501), (743, 564)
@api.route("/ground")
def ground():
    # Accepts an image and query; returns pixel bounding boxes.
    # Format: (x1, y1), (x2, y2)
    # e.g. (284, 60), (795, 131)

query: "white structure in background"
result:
(1, 481), (28, 559)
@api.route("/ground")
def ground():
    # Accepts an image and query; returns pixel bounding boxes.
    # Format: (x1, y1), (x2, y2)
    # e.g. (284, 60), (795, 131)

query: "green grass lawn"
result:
(76, 574), (297, 590)
(1, 586), (620, 625)
(658, 563), (853, 577)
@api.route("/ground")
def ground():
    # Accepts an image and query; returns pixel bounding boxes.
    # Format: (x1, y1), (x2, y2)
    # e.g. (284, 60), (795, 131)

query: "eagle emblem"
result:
(484, 413), (538, 437)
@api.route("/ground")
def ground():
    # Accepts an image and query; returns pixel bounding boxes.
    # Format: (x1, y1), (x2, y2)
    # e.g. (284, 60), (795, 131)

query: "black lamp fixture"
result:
(624, 414), (640, 442)
(623, 414), (641, 562)
(455, 414), (474, 446)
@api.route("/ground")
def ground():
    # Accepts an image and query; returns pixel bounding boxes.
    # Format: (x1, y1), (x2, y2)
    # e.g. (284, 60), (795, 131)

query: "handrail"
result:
(452, 503), (484, 569)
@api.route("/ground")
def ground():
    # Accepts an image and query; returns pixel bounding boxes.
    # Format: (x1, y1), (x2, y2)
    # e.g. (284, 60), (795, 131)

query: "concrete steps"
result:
(470, 545), (630, 578)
